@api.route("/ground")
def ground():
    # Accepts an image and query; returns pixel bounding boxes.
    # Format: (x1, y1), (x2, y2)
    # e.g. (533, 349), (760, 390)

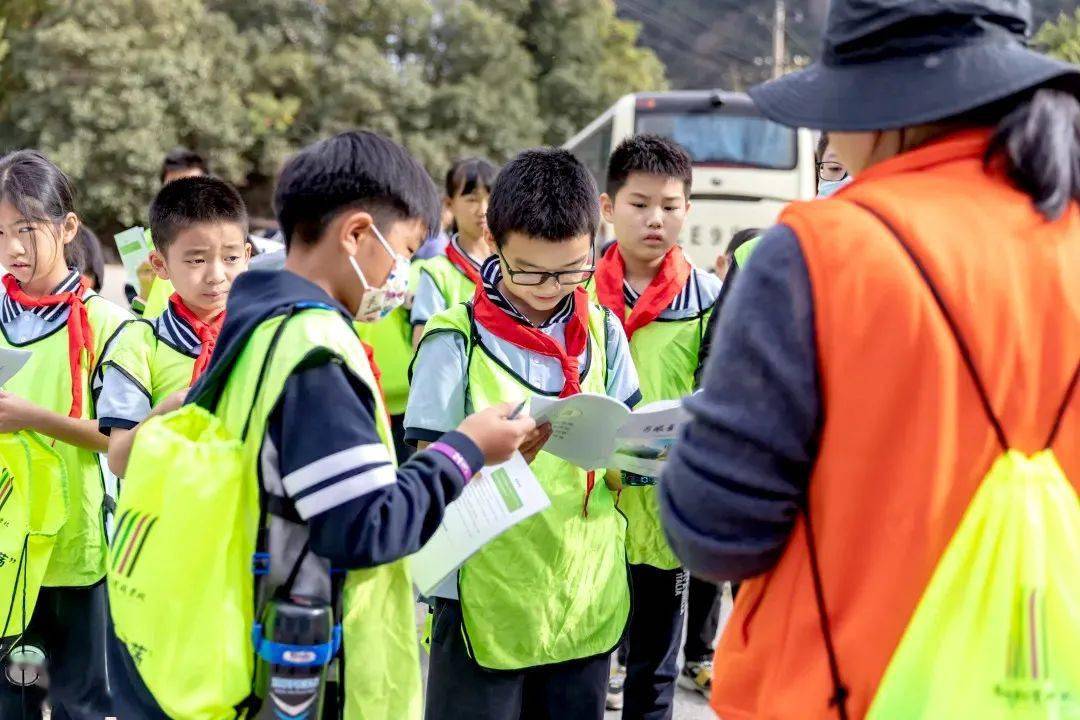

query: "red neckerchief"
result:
(168, 294), (225, 385)
(445, 240), (483, 285)
(471, 281), (598, 515)
(361, 341), (386, 405)
(595, 243), (692, 339)
(472, 283), (589, 398)
(2, 273), (93, 418)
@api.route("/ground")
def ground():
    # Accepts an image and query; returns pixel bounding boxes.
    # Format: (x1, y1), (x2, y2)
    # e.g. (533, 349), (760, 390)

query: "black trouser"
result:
(425, 599), (610, 720)
(683, 575), (722, 663)
(622, 565), (688, 720)
(105, 611), (170, 720)
(389, 414), (413, 466)
(0, 582), (113, 720)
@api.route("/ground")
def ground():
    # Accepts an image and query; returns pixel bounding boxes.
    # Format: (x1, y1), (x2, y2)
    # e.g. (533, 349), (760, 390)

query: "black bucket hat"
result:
(749, 0), (1080, 131)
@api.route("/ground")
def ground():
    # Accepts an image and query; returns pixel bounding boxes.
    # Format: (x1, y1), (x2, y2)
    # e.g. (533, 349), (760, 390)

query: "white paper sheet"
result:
(410, 452), (551, 596)
(113, 226), (152, 287)
(0, 348), (31, 387)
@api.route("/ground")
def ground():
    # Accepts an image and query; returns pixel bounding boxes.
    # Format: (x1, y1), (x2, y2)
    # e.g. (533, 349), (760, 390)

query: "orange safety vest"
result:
(711, 129), (1080, 719)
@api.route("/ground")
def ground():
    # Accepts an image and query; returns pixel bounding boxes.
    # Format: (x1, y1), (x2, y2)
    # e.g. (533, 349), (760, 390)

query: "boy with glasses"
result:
(407, 148), (640, 720)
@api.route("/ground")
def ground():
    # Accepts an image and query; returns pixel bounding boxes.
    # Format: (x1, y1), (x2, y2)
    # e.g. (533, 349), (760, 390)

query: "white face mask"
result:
(817, 176), (853, 198)
(349, 225), (411, 323)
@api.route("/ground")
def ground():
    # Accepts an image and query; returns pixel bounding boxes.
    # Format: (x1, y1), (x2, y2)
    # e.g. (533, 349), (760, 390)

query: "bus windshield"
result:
(635, 112), (797, 170)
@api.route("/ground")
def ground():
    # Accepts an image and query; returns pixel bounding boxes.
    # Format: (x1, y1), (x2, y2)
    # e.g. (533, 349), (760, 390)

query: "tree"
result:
(617, 0), (820, 91)
(619, 0), (1079, 91)
(0, 0), (256, 230)
(1036, 8), (1080, 65)
(1, 0), (665, 229)
(215, 0), (662, 198)
(509, 0), (668, 145)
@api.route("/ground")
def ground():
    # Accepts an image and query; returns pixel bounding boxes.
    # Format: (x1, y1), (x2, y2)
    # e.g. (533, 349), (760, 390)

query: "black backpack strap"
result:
(850, 200), (1011, 451)
(802, 500), (850, 719)
(852, 200), (1080, 452)
(1045, 360), (1080, 448)
(214, 308), (300, 718)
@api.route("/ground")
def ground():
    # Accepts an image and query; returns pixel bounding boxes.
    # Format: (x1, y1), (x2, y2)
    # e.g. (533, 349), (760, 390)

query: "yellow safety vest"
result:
(420, 302), (630, 670)
(0, 292), (131, 586)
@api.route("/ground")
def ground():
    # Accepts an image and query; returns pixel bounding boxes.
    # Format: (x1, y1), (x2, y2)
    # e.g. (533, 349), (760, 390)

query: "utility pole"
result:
(772, 0), (787, 79)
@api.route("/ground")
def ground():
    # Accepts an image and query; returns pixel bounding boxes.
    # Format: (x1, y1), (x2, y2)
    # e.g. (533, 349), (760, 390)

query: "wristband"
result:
(428, 442), (476, 482)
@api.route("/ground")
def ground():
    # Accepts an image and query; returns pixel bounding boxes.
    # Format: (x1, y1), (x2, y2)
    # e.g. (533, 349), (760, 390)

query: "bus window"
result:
(635, 113), (797, 170)
(569, 118), (613, 187)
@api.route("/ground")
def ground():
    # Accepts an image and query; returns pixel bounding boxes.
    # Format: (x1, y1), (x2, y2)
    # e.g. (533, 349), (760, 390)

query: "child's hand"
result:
(519, 423), (553, 465)
(136, 260), (156, 301)
(0, 391), (40, 434)
(457, 403), (537, 466)
(155, 389), (187, 416)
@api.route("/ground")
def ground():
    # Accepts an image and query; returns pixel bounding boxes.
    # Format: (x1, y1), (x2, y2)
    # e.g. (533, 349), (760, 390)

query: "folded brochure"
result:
(0, 347), (31, 388)
(113, 226), (154, 287)
(410, 452), (550, 596)
(530, 392), (689, 476)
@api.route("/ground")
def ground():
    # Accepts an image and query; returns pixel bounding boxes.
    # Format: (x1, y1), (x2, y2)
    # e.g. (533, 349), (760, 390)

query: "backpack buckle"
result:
(252, 552), (270, 576)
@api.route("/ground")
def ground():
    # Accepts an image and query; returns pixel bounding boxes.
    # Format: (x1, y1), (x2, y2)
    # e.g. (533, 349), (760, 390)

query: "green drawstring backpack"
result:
(108, 315), (292, 720)
(0, 432), (68, 642)
(806, 204), (1080, 720)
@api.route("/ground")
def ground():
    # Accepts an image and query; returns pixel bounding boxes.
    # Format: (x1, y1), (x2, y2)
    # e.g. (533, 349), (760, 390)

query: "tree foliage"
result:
(1036, 7), (1080, 65)
(618, 0), (1080, 91)
(0, 0), (664, 231)
(0, 0), (253, 227)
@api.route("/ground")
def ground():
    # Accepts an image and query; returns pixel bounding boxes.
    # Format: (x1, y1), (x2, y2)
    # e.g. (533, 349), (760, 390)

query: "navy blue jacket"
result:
(659, 225), (821, 581)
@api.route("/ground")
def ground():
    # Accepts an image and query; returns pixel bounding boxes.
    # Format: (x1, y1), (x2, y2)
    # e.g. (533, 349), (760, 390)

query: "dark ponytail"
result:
(986, 88), (1080, 221)
(0, 150), (80, 275)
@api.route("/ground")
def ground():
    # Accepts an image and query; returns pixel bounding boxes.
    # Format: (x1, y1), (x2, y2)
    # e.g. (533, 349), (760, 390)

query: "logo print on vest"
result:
(111, 509), (159, 578)
(995, 587), (1071, 708)
(0, 469), (13, 515)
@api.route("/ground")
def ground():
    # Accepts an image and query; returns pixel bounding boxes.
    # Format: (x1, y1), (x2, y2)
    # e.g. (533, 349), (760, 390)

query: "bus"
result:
(563, 90), (816, 269)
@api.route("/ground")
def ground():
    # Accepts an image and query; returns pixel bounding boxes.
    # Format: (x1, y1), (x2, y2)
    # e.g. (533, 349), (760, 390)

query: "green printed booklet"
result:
(530, 393), (691, 477)
(113, 226), (154, 287)
(410, 452), (550, 596)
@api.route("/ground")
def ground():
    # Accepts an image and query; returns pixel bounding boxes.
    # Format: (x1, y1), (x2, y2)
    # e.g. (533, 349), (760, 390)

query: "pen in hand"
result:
(507, 399), (528, 420)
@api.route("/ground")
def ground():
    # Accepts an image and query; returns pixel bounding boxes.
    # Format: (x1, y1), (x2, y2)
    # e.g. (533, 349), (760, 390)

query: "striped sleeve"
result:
(266, 356), (481, 567)
(268, 358), (396, 521)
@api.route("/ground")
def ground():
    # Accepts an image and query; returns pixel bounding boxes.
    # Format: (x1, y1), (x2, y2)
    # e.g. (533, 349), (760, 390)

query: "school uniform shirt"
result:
(409, 234), (485, 327)
(94, 303), (206, 433)
(405, 257), (642, 445)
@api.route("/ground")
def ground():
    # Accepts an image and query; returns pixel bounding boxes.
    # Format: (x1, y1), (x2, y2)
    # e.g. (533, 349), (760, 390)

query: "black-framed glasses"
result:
(499, 254), (595, 287)
(817, 161), (849, 182)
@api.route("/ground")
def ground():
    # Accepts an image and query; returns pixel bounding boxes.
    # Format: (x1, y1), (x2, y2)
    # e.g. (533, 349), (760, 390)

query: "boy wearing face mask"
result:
(107, 131), (537, 720)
